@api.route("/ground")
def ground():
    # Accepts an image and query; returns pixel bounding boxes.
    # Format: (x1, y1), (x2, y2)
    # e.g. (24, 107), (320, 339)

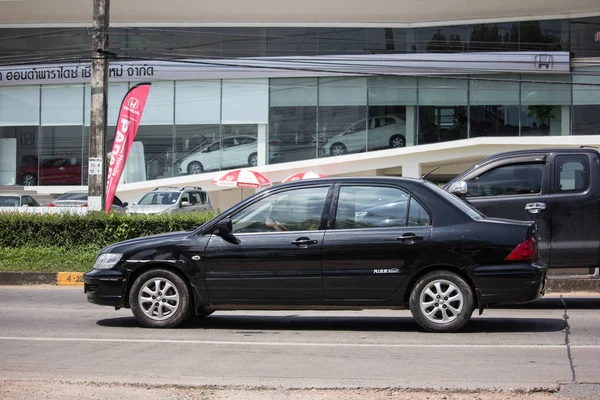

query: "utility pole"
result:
(88, 0), (110, 211)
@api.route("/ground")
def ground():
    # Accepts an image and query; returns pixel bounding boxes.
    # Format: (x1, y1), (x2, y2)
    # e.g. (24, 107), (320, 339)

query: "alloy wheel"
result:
(419, 279), (464, 324)
(331, 144), (346, 156)
(138, 277), (180, 321)
(391, 136), (405, 148)
(188, 162), (203, 174)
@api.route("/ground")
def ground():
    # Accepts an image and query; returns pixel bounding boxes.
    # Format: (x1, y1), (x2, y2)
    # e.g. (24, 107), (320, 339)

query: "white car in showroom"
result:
(179, 135), (281, 174)
(322, 115), (406, 156)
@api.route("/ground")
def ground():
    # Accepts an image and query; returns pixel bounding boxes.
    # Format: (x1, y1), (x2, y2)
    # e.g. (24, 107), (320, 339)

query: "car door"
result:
(40, 158), (68, 184)
(549, 154), (600, 269)
(321, 184), (432, 300)
(219, 137), (236, 169)
(203, 185), (332, 301)
(202, 141), (221, 171)
(462, 157), (553, 263)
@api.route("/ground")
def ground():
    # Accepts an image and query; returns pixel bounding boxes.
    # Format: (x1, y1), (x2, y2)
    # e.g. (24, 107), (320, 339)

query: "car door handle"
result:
(291, 238), (318, 247)
(525, 202), (546, 214)
(396, 233), (424, 243)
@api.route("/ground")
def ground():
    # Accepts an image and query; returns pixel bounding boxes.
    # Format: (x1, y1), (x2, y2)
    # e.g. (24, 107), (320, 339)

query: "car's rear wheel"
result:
(330, 143), (347, 156)
(248, 152), (258, 167)
(129, 269), (191, 328)
(187, 161), (204, 174)
(21, 173), (38, 186)
(389, 134), (405, 149)
(409, 271), (474, 333)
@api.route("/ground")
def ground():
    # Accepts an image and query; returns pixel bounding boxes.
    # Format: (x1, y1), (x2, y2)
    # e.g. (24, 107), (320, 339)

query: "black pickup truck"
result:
(444, 147), (600, 276)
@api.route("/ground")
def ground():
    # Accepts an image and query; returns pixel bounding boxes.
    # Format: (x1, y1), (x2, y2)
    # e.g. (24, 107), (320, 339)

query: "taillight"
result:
(49, 203), (56, 207)
(505, 237), (537, 261)
(81, 204), (88, 207)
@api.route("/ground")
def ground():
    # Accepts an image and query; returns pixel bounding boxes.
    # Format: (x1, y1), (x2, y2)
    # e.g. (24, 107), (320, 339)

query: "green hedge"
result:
(0, 212), (215, 249)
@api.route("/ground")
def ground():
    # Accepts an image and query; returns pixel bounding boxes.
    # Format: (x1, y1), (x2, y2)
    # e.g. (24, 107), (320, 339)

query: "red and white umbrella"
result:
(212, 169), (272, 189)
(282, 171), (328, 183)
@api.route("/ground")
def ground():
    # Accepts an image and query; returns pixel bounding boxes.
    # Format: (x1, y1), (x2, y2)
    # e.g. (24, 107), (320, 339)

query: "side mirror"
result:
(215, 217), (232, 235)
(448, 180), (468, 197)
(180, 201), (191, 208)
(122, 202), (129, 207)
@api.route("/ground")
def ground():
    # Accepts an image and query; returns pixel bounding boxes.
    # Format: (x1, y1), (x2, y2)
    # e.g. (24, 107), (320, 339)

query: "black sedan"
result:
(84, 177), (547, 333)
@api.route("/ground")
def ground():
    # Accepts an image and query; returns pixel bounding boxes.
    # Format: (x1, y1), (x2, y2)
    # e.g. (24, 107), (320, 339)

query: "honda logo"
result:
(127, 97), (140, 109)
(534, 54), (553, 70)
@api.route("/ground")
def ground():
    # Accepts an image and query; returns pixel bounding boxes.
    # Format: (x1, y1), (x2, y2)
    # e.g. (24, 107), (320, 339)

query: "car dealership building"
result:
(0, 0), (599, 209)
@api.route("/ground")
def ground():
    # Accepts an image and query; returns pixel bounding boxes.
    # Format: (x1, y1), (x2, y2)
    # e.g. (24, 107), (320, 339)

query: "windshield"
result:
(425, 181), (484, 221)
(138, 192), (180, 206)
(0, 196), (20, 207)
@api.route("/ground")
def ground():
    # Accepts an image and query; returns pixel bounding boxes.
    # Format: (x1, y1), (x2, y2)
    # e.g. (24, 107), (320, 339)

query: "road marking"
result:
(0, 336), (599, 349)
(57, 272), (84, 286)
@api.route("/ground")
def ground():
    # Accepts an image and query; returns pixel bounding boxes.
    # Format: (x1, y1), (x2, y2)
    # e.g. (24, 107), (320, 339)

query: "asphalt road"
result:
(0, 286), (599, 393)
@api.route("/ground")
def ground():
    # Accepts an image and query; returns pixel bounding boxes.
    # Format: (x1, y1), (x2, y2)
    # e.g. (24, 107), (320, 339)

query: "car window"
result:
(24, 196), (39, 206)
(407, 198), (430, 226)
(555, 155), (589, 193)
(231, 187), (329, 233)
(344, 120), (366, 135)
(113, 196), (124, 207)
(0, 196), (20, 207)
(465, 163), (544, 197)
(207, 142), (220, 152)
(188, 191), (208, 205)
(43, 158), (67, 167)
(180, 193), (190, 203)
(56, 192), (87, 201)
(335, 186), (410, 229)
(222, 138), (235, 148)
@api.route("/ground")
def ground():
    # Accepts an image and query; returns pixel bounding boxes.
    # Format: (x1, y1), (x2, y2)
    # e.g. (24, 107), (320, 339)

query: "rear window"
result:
(425, 181), (484, 221)
(56, 192), (87, 201)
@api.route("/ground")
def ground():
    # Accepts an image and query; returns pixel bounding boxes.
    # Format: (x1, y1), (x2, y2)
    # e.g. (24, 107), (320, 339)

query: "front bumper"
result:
(83, 269), (128, 308)
(470, 260), (548, 307)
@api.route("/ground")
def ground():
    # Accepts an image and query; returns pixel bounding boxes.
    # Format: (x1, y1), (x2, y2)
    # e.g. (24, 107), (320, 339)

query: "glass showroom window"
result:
(572, 67), (600, 136)
(418, 77), (468, 144)
(39, 84), (85, 186)
(469, 75), (520, 138)
(269, 78), (318, 164)
(319, 77), (367, 158)
(0, 86), (40, 186)
(136, 81), (175, 182)
(174, 80), (221, 176)
(367, 76), (416, 150)
(520, 75), (570, 136)
(221, 79), (268, 170)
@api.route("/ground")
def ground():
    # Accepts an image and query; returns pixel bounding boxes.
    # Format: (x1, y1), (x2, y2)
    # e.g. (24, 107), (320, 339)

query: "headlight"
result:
(93, 253), (123, 270)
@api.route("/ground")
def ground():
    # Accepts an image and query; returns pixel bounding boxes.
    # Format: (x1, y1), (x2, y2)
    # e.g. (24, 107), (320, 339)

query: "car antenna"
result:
(421, 166), (441, 180)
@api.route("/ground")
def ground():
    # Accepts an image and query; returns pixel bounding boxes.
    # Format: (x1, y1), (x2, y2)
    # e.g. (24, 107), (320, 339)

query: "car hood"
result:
(100, 230), (193, 254)
(127, 204), (171, 214)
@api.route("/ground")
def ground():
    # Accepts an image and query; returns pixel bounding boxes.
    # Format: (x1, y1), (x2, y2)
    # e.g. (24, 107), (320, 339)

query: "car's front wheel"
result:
(21, 173), (38, 186)
(129, 269), (191, 328)
(409, 271), (474, 333)
(187, 161), (204, 174)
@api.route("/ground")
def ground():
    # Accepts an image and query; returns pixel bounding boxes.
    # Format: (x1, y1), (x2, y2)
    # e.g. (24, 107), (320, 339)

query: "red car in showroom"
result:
(18, 156), (86, 186)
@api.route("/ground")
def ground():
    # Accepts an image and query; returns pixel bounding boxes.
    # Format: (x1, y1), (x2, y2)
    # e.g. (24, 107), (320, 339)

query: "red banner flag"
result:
(105, 83), (151, 214)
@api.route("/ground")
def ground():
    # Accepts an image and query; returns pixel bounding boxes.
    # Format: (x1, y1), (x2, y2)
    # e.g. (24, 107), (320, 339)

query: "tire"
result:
(409, 271), (474, 333)
(330, 143), (347, 156)
(248, 152), (258, 167)
(21, 173), (38, 186)
(187, 161), (204, 175)
(389, 134), (406, 149)
(129, 269), (191, 328)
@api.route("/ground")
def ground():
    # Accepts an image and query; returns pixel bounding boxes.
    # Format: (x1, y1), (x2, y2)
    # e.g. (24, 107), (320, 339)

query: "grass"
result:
(0, 246), (100, 272)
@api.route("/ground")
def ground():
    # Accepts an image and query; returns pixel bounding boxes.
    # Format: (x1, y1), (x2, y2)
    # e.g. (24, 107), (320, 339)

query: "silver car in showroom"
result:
(126, 187), (212, 215)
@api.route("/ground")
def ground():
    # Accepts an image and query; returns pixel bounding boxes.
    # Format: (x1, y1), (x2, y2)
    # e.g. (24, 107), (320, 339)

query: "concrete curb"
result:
(0, 272), (599, 292)
(0, 272), (84, 286)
